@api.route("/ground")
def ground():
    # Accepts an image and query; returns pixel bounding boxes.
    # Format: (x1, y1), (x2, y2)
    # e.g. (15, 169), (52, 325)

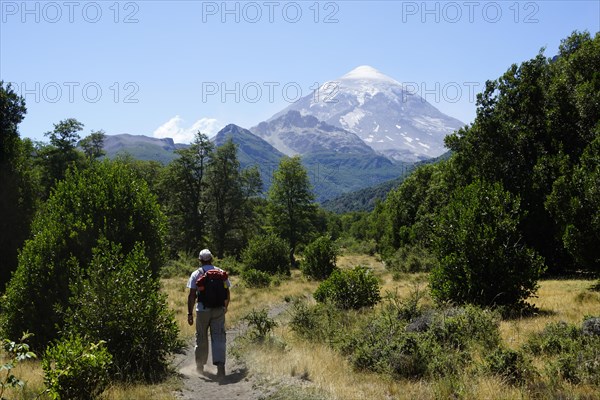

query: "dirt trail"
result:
(172, 304), (290, 400)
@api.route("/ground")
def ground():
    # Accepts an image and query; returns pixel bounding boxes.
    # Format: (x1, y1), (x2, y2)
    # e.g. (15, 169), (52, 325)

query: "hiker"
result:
(187, 248), (231, 377)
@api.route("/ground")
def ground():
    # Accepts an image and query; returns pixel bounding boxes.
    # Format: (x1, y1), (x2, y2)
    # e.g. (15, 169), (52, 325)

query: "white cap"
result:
(199, 249), (213, 261)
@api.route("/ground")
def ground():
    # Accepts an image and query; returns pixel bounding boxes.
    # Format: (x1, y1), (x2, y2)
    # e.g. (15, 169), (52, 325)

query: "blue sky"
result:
(1, 0), (599, 143)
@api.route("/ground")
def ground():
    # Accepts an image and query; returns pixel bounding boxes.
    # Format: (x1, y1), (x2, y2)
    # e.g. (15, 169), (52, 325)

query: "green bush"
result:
(314, 266), (381, 310)
(217, 255), (243, 276)
(1, 333), (36, 399)
(430, 180), (545, 308)
(524, 321), (581, 355)
(485, 347), (534, 385)
(64, 239), (181, 382)
(1, 160), (167, 349)
(161, 251), (198, 278)
(241, 233), (290, 276)
(526, 317), (600, 386)
(384, 245), (436, 276)
(426, 305), (501, 351)
(42, 334), (112, 400)
(301, 236), (338, 280)
(242, 309), (278, 341)
(240, 268), (272, 288)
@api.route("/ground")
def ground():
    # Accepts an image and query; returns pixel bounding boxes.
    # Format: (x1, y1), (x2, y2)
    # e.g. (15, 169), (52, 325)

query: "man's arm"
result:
(187, 288), (196, 325)
(224, 288), (230, 313)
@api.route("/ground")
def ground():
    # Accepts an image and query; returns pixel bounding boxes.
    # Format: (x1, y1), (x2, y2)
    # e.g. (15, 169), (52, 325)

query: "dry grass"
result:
(3, 256), (598, 400)
(500, 279), (600, 349)
(235, 256), (600, 400)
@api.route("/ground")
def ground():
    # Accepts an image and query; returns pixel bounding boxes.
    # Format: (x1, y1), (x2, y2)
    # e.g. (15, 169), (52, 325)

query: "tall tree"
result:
(158, 131), (213, 254)
(205, 139), (262, 258)
(0, 82), (36, 290)
(79, 129), (106, 161)
(40, 118), (85, 197)
(267, 156), (316, 266)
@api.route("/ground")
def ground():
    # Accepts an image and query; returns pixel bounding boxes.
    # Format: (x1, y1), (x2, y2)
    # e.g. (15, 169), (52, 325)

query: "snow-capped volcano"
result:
(268, 65), (465, 162)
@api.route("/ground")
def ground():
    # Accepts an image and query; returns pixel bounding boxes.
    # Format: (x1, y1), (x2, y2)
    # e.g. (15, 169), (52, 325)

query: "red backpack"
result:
(196, 267), (228, 308)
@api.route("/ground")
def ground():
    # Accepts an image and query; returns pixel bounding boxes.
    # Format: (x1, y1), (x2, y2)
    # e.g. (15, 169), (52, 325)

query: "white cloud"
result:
(153, 115), (221, 143)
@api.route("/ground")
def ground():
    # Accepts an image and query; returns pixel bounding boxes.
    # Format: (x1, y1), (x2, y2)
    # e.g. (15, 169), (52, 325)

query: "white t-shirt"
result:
(187, 265), (231, 312)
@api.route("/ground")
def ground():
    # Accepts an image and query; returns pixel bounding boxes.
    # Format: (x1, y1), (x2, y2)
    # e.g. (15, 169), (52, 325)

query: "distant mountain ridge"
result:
(102, 133), (188, 164)
(252, 110), (375, 156)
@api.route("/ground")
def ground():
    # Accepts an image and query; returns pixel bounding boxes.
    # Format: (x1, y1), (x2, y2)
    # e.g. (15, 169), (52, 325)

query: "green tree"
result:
(41, 118), (85, 192)
(79, 130), (106, 161)
(1, 160), (167, 349)
(430, 180), (545, 308)
(267, 156), (316, 266)
(547, 135), (600, 273)
(158, 131), (213, 254)
(0, 82), (37, 290)
(444, 31), (600, 274)
(205, 139), (262, 258)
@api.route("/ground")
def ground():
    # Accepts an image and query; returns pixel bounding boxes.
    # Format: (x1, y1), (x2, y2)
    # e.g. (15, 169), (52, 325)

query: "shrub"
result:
(161, 251), (198, 278)
(42, 334), (112, 400)
(314, 266), (381, 310)
(485, 347), (534, 385)
(217, 255), (243, 276)
(430, 180), (545, 308)
(301, 236), (338, 280)
(0, 333), (36, 400)
(524, 321), (581, 355)
(64, 239), (181, 382)
(241, 233), (290, 275)
(242, 309), (278, 341)
(384, 245), (436, 275)
(1, 160), (167, 349)
(426, 305), (501, 351)
(240, 268), (272, 288)
(525, 317), (600, 386)
(582, 316), (600, 336)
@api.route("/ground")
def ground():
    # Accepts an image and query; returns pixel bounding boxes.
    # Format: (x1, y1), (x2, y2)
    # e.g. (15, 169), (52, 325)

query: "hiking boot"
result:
(217, 363), (225, 377)
(196, 365), (205, 376)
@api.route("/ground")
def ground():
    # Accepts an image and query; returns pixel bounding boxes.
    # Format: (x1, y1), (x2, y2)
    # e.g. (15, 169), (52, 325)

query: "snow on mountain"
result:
(268, 65), (466, 162)
(252, 110), (375, 156)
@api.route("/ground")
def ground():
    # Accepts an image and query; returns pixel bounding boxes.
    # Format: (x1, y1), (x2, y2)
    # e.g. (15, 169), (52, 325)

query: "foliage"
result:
(161, 251), (198, 278)
(79, 130), (106, 161)
(205, 139), (262, 258)
(42, 334), (112, 400)
(384, 244), (436, 277)
(524, 317), (600, 386)
(0, 82), (37, 290)
(39, 118), (86, 197)
(547, 134), (600, 273)
(314, 266), (380, 309)
(1, 160), (167, 349)
(241, 233), (290, 276)
(430, 180), (545, 308)
(339, 304), (500, 379)
(64, 239), (181, 382)
(267, 156), (317, 266)
(157, 131), (213, 255)
(485, 347), (534, 385)
(242, 309), (278, 341)
(240, 268), (272, 288)
(0, 333), (36, 400)
(301, 236), (338, 280)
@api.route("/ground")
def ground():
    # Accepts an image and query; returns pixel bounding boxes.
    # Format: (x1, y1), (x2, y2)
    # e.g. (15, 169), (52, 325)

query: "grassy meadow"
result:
(2, 253), (599, 400)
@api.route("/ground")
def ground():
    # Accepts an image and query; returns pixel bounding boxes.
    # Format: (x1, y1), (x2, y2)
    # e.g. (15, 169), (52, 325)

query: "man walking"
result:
(187, 249), (231, 377)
